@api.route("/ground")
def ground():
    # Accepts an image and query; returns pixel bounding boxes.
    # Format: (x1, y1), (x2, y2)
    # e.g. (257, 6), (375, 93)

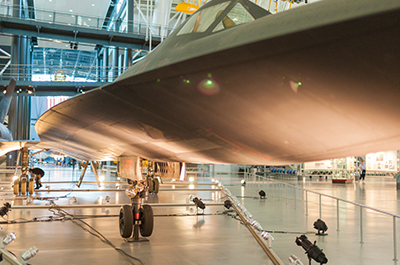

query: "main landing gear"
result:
(12, 147), (35, 196)
(146, 174), (160, 194)
(119, 179), (154, 242)
(13, 176), (35, 196)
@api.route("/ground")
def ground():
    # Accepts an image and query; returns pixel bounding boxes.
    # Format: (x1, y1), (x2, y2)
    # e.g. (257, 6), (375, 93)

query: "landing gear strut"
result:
(12, 147), (35, 196)
(146, 175), (160, 194)
(119, 180), (154, 242)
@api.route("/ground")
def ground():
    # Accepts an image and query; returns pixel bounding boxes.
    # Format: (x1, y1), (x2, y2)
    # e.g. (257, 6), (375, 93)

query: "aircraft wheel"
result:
(28, 179), (34, 195)
(119, 205), (133, 238)
(147, 177), (153, 193)
(13, 179), (19, 195)
(21, 178), (27, 195)
(140, 205), (153, 237)
(153, 178), (159, 194)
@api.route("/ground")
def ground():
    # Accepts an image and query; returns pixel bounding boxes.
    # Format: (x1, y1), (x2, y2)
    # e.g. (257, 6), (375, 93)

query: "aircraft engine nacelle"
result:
(154, 162), (186, 181)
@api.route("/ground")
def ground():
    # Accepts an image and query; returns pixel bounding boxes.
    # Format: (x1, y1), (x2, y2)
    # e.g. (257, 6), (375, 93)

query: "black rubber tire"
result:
(153, 178), (159, 194)
(28, 179), (34, 195)
(147, 177), (153, 193)
(140, 205), (153, 237)
(119, 205), (133, 238)
(13, 179), (19, 195)
(21, 178), (27, 195)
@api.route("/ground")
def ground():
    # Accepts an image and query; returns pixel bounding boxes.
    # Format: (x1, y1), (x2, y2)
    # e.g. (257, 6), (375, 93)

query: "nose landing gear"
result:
(119, 180), (154, 242)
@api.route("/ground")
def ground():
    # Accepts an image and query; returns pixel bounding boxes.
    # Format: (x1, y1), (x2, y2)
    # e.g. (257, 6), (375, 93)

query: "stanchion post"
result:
(319, 194), (322, 219)
(394, 216), (397, 261)
(337, 199), (340, 231)
(305, 191), (308, 216)
(360, 206), (364, 243)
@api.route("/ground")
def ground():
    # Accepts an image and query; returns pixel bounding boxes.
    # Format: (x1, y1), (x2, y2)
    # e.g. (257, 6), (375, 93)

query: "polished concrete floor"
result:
(0, 166), (273, 265)
(224, 174), (400, 265)
(0, 166), (399, 264)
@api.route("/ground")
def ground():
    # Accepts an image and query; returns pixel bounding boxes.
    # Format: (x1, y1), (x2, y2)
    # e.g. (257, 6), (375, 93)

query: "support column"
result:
(125, 0), (134, 68)
(19, 36), (27, 81)
(152, 0), (170, 39)
(112, 19), (121, 81)
(103, 47), (109, 82)
(97, 53), (102, 82)
(7, 0), (21, 167)
(112, 48), (119, 81)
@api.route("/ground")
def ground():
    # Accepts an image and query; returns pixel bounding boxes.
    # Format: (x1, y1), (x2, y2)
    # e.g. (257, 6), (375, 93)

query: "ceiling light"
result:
(69, 9), (73, 12)
(102, 196), (110, 204)
(193, 197), (205, 211)
(295, 235), (328, 264)
(21, 246), (39, 261)
(223, 200), (232, 209)
(3, 233), (16, 245)
(288, 255), (302, 265)
(313, 219), (328, 235)
(0, 203), (11, 217)
(92, 4), (95, 6)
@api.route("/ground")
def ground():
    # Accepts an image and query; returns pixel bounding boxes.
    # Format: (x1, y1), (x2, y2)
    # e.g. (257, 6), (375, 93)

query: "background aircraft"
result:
(1, 0), (400, 240)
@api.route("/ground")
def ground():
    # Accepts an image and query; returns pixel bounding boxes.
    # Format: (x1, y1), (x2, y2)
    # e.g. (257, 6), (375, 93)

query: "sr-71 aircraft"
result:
(1, 0), (399, 240)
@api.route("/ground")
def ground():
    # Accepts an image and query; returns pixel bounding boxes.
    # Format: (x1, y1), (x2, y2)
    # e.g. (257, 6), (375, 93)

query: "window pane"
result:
(177, 2), (230, 35)
(213, 3), (254, 32)
(177, 12), (200, 35)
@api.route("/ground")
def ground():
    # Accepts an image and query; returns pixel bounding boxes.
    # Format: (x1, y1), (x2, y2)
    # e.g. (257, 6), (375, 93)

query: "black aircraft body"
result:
(1, 0), (399, 243)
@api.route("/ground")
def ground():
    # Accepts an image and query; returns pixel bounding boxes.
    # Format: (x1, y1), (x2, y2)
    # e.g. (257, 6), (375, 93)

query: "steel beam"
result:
(0, 81), (108, 96)
(0, 17), (161, 49)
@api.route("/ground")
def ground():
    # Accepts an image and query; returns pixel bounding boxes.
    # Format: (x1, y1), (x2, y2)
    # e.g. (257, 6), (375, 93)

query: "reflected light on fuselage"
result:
(197, 79), (220, 95)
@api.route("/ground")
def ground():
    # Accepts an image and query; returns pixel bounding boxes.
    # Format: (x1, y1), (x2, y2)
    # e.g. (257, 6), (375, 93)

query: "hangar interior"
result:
(0, 0), (398, 265)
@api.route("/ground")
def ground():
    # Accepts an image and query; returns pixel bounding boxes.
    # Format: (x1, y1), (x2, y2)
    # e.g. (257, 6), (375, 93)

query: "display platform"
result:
(332, 178), (354, 184)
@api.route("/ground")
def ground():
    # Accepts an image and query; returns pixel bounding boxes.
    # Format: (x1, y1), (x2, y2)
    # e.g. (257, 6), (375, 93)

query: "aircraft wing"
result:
(0, 141), (40, 157)
(25, 0), (400, 165)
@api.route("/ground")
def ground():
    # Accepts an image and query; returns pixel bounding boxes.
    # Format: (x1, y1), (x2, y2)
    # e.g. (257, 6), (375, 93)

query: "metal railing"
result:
(220, 184), (284, 265)
(0, 64), (129, 83)
(0, 3), (176, 38)
(243, 172), (400, 261)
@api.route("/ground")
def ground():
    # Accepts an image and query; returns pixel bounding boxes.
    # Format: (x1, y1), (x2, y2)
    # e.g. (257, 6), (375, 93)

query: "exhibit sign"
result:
(366, 151), (397, 171)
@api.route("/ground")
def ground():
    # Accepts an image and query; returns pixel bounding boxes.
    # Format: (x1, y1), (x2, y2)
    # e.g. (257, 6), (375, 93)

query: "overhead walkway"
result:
(0, 65), (118, 96)
(0, 80), (107, 96)
(0, 3), (167, 49)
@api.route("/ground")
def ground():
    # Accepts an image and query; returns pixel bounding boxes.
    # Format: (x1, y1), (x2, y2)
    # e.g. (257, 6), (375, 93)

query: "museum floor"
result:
(0, 166), (399, 265)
